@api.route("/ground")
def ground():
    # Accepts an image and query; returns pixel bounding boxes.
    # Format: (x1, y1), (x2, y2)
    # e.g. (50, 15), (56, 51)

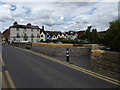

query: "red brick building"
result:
(76, 31), (85, 36)
(2, 29), (10, 41)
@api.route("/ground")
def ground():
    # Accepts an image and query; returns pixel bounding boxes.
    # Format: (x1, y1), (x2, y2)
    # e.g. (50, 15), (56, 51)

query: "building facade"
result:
(45, 31), (62, 41)
(6, 22), (86, 43)
(2, 29), (10, 42)
(9, 22), (41, 43)
(40, 26), (46, 42)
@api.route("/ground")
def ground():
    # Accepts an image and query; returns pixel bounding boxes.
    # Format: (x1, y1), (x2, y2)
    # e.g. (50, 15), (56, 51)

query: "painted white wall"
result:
(61, 34), (65, 38)
(26, 28), (31, 36)
(10, 28), (17, 42)
(51, 35), (58, 40)
(57, 34), (61, 39)
(10, 27), (40, 43)
(10, 28), (17, 37)
(40, 32), (45, 41)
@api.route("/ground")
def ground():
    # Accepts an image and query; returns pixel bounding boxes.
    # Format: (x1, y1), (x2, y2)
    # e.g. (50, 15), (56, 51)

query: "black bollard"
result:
(66, 48), (69, 62)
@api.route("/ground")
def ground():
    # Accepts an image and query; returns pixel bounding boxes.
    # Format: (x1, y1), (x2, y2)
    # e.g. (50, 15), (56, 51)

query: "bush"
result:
(104, 20), (120, 52)
(57, 39), (87, 44)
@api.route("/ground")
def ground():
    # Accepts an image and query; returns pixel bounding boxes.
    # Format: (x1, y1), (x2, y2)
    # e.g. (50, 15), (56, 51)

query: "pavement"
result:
(0, 43), (2, 89)
(1, 45), (120, 88)
(48, 55), (119, 80)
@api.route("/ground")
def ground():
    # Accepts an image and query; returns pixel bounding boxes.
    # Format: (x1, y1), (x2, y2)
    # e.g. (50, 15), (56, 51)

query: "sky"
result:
(0, 0), (119, 33)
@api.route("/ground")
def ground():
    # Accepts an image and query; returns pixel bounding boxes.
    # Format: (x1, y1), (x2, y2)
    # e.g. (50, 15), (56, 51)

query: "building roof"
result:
(65, 31), (77, 35)
(45, 31), (62, 36)
(9, 22), (40, 29)
(40, 29), (45, 34)
(76, 31), (85, 35)
(2, 29), (10, 37)
(10, 25), (40, 29)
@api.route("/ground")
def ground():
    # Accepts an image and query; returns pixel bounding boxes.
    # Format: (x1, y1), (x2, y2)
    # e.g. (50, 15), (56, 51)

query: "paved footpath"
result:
(49, 55), (119, 80)
(1, 45), (120, 88)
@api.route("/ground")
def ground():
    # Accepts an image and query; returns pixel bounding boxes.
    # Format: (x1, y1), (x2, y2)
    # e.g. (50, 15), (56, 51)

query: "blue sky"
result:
(0, 0), (119, 32)
(84, 8), (96, 15)
(10, 5), (17, 11)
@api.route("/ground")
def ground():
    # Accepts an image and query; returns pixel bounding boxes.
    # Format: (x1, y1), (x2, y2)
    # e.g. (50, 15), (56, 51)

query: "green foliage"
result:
(85, 26), (92, 41)
(57, 39), (87, 44)
(104, 20), (120, 51)
(82, 26), (99, 43)
(90, 29), (99, 43)
(79, 34), (86, 39)
(97, 32), (105, 45)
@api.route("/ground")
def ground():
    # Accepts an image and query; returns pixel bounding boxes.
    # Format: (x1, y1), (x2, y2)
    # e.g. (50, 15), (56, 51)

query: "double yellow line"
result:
(1, 56), (16, 89)
(16, 47), (120, 86)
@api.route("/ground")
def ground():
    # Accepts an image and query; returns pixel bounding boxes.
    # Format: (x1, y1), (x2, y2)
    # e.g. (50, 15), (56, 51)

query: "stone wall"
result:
(12, 42), (120, 76)
(91, 50), (120, 76)
(12, 42), (32, 49)
(31, 44), (91, 56)
(12, 42), (91, 56)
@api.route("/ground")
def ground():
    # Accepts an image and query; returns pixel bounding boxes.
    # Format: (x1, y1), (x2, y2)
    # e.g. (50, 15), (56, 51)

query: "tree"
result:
(85, 26), (92, 41)
(92, 29), (98, 43)
(97, 31), (106, 45)
(104, 20), (120, 51)
(89, 29), (94, 42)
(85, 27), (99, 43)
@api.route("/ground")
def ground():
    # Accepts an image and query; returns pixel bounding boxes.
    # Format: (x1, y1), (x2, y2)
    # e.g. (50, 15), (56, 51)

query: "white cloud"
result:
(1, 0), (119, 2)
(0, 1), (118, 32)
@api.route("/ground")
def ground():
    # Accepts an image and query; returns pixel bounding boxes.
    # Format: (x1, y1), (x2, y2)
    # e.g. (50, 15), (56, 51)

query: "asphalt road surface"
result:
(2, 45), (119, 88)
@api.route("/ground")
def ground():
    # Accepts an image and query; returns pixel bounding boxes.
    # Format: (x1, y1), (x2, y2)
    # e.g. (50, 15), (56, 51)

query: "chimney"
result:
(42, 26), (44, 30)
(13, 21), (18, 26)
(27, 23), (31, 26)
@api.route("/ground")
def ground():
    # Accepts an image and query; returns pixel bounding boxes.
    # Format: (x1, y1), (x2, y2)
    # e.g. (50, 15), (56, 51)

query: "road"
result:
(2, 45), (120, 88)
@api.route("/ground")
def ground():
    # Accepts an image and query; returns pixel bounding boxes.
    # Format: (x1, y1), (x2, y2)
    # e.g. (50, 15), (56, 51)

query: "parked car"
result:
(50, 42), (54, 44)
(55, 41), (62, 44)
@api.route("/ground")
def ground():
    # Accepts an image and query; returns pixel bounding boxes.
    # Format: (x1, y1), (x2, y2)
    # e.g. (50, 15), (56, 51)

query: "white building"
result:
(40, 32), (46, 41)
(9, 22), (41, 43)
(65, 31), (78, 40)
(39, 26), (46, 42)
(51, 35), (58, 40)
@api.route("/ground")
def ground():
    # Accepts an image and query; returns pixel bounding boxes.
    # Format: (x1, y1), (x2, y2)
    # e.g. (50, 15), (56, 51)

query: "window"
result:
(31, 38), (33, 42)
(17, 28), (19, 31)
(16, 33), (20, 38)
(24, 33), (28, 41)
(31, 33), (34, 38)
(37, 33), (40, 38)
(13, 37), (16, 41)
(47, 35), (49, 37)
(31, 29), (33, 32)
(41, 35), (43, 37)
